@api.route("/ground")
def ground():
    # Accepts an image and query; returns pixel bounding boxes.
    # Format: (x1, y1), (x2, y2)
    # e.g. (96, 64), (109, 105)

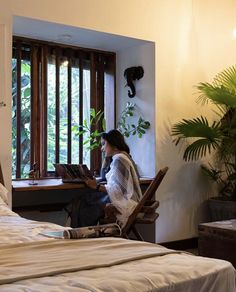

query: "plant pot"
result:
(208, 197), (236, 221)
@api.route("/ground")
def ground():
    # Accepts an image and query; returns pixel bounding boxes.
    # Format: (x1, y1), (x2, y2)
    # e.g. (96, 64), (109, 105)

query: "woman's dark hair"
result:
(101, 129), (130, 154)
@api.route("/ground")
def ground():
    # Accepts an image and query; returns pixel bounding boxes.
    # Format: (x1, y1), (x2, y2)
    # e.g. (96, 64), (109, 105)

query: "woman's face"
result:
(101, 139), (114, 157)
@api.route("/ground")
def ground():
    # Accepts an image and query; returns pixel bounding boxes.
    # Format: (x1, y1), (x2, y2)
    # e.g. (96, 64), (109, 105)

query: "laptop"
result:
(54, 164), (93, 183)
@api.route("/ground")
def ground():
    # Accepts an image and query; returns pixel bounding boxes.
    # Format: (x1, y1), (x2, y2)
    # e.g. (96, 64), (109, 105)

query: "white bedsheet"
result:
(0, 204), (235, 292)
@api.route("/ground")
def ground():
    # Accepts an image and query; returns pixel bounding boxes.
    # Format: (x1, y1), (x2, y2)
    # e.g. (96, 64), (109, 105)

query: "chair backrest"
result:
(0, 163), (4, 186)
(122, 166), (169, 237)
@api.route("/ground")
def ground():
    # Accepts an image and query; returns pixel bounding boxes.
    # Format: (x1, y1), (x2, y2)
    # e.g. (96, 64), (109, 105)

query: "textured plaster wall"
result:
(1, 0), (236, 241)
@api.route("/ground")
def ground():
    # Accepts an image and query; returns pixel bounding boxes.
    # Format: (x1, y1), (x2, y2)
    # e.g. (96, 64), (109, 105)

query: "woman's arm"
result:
(97, 184), (106, 192)
(84, 177), (107, 192)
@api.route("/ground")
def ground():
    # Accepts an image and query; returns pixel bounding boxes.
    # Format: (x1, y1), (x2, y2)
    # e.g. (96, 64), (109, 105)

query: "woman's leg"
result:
(69, 191), (110, 228)
(77, 191), (111, 227)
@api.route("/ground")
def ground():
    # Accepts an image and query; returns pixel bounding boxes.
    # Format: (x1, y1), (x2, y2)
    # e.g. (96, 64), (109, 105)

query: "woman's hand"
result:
(104, 203), (121, 219)
(84, 177), (97, 190)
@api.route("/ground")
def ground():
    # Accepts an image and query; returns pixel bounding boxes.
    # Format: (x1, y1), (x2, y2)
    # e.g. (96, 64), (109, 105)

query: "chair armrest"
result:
(135, 212), (159, 224)
(142, 200), (159, 214)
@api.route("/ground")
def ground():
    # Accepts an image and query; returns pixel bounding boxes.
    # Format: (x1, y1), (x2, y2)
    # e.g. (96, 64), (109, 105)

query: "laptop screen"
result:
(54, 164), (93, 182)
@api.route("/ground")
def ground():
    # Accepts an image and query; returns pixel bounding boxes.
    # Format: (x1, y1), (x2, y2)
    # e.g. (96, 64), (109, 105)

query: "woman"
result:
(84, 129), (142, 227)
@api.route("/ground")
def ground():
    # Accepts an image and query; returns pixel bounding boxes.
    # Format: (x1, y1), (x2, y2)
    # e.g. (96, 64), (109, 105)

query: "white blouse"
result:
(105, 153), (142, 227)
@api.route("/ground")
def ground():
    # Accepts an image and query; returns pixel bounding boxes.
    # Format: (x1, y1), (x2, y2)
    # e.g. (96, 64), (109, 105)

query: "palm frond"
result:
(172, 116), (221, 142)
(213, 65), (236, 91)
(201, 164), (223, 183)
(219, 136), (236, 158)
(196, 83), (236, 108)
(183, 138), (219, 161)
(172, 65), (236, 197)
(213, 104), (228, 117)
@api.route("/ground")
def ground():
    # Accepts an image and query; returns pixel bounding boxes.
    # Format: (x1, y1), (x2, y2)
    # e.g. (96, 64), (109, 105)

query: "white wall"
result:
(0, 17), (13, 206)
(116, 42), (155, 177)
(1, 0), (236, 242)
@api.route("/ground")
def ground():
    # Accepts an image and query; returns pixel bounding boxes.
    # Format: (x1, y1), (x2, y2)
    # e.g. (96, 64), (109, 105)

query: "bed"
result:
(0, 199), (235, 291)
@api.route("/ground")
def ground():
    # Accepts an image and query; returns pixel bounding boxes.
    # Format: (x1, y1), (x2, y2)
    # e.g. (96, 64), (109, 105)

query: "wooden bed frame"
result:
(0, 163), (4, 186)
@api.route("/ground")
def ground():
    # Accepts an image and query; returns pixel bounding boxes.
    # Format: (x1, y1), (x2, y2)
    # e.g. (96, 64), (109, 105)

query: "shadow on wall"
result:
(155, 120), (213, 242)
(158, 119), (213, 200)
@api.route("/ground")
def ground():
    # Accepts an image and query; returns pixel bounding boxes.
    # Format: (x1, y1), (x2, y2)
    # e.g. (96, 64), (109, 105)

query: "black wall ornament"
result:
(124, 66), (144, 98)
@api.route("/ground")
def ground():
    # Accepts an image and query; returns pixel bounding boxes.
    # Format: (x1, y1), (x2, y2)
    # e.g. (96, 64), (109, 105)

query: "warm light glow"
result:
(62, 60), (69, 67)
(233, 28), (236, 38)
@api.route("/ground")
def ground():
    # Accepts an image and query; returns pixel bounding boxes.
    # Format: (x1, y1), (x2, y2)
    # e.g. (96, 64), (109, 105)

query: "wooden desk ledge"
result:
(12, 178), (85, 191)
(12, 177), (153, 192)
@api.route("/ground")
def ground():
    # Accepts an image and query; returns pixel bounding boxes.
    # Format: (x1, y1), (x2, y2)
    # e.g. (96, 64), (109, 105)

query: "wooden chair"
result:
(102, 167), (169, 240)
(121, 166), (168, 240)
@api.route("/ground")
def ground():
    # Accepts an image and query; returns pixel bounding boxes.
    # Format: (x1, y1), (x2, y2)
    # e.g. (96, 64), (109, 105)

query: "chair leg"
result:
(122, 233), (129, 239)
(131, 226), (144, 241)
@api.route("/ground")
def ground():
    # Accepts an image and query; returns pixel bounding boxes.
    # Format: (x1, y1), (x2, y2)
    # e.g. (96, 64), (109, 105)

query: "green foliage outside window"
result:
(12, 59), (91, 178)
(72, 108), (106, 151)
(12, 59), (31, 178)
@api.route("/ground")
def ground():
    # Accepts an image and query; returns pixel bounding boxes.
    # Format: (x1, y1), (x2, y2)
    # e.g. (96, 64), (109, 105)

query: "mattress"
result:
(0, 203), (235, 292)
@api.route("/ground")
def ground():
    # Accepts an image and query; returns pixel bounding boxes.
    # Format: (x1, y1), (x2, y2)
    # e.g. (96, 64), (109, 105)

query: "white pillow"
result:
(0, 183), (8, 204)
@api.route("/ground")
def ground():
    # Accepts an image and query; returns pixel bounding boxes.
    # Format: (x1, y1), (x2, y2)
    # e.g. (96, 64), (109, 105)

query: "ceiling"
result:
(13, 16), (150, 52)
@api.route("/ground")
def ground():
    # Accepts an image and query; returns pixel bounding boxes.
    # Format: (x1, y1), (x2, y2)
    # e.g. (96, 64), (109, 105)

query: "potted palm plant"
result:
(171, 65), (236, 220)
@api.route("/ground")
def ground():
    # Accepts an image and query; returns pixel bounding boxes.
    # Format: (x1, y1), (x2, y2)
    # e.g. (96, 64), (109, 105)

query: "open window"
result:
(12, 37), (116, 178)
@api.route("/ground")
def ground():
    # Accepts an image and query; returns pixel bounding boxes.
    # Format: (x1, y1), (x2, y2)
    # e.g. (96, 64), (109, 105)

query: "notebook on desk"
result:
(54, 164), (93, 183)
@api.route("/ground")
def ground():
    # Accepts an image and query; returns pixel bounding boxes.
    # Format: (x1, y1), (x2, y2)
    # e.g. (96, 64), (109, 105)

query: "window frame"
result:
(12, 36), (116, 179)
